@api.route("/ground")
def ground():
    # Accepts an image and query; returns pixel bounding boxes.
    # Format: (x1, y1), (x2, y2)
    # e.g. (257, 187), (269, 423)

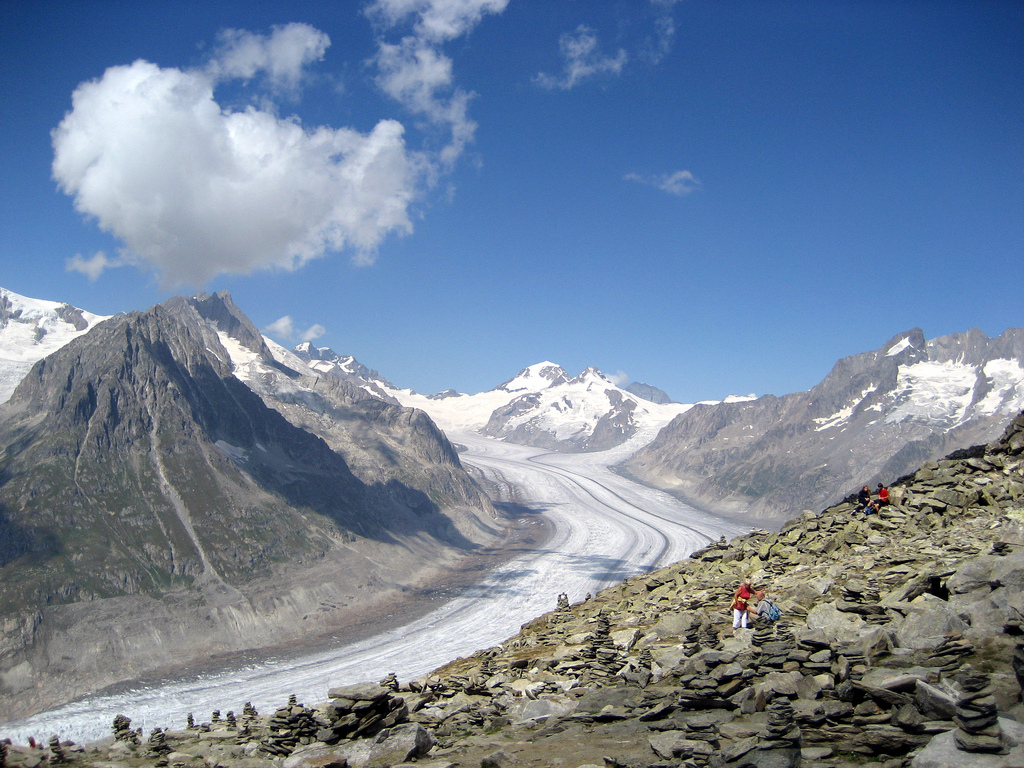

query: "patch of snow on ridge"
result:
(885, 336), (913, 357)
(0, 287), (109, 403)
(885, 360), (977, 426)
(976, 359), (1024, 416)
(814, 386), (878, 431)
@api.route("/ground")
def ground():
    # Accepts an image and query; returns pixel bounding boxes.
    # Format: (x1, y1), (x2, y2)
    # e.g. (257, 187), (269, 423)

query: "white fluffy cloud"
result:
(535, 25), (628, 91)
(52, 24), (420, 286)
(625, 170), (701, 196)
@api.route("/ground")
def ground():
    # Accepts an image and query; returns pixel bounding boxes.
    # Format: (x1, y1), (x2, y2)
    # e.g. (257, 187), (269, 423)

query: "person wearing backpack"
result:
(756, 589), (782, 622)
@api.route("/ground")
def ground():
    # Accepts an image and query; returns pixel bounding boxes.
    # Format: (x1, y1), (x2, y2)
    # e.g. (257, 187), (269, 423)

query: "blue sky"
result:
(1, 1), (1022, 403)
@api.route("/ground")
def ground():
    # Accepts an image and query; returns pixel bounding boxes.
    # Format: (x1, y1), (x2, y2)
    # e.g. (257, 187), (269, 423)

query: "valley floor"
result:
(1, 433), (744, 745)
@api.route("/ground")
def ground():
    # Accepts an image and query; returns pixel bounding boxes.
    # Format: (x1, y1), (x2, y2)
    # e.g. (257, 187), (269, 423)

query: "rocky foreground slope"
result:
(6, 412), (1023, 767)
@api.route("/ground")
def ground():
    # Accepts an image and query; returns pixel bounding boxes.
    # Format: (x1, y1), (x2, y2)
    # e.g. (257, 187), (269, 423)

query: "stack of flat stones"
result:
(755, 697), (802, 768)
(953, 674), (1008, 754)
(258, 696), (322, 757)
(926, 634), (974, 671)
(580, 612), (623, 685)
(316, 683), (409, 744)
(147, 729), (170, 767)
(796, 633), (832, 675)
(47, 735), (67, 764)
(112, 715), (140, 745)
(681, 618), (702, 656)
(755, 623), (795, 671)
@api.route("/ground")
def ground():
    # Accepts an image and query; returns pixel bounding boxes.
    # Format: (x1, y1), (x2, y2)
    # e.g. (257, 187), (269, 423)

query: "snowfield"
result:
(1, 431), (745, 745)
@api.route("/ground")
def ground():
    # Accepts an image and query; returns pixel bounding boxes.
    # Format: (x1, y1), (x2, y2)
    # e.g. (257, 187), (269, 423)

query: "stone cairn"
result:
(185, 713), (195, 729)
(240, 701), (260, 734)
(379, 671), (399, 691)
(315, 683), (409, 745)
(224, 710), (237, 730)
(579, 611), (623, 685)
(755, 622), (796, 672)
(47, 735), (67, 764)
(112, 714), (140, 745)
(259, 695), (322, 757)
(682, 617), (703, 656)
(953, 674), (1008, 755)
(929, 634), (974, 671)
(756, 696), (802, 765)
(148, 728), (171, 767)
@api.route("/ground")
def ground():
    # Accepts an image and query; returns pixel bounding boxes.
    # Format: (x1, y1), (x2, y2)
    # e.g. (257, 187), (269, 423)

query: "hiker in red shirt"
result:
(877, 483), (890, 506)
(732, 581), (753, 629)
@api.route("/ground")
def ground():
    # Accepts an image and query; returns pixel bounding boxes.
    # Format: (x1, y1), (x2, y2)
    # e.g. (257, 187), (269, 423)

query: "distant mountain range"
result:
(623, 327), (1024, 524)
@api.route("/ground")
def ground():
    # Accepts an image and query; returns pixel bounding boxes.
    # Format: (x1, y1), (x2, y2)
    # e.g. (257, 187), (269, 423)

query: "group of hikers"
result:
(857, 482), (890, 515)
(730, 581), (780, 629)
(728, 480), (892, 628)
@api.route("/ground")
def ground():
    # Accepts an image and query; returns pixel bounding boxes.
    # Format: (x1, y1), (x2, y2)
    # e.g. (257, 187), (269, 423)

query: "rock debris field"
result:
(3, 412), (1024, 768)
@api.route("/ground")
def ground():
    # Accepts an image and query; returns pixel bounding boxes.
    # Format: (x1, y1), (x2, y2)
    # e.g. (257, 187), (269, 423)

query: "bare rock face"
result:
(0, 295), (502, 720)
(624, 326), (1024, 524)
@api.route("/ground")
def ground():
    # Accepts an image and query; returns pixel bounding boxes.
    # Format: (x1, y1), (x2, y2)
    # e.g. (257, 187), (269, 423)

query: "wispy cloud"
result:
(53, 23), (420, 286)
(642, 0), (682, 65)
(65, 251), (124, 281)
(535, 25), (628, 90)
(264, 316), (326, 343)
(367, 0), (508, 167)
(625, 170), (701, 196)
(206, 23), (330, 93)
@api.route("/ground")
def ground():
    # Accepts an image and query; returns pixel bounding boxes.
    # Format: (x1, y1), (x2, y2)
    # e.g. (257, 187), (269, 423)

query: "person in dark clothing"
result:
(858, 485), (871, 512)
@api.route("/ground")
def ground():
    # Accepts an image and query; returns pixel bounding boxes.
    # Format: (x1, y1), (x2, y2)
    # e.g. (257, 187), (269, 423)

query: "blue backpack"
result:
(766, 602), (782, 622)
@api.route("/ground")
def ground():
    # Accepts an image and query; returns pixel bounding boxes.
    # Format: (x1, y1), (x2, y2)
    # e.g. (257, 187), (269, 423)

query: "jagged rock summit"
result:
(0, 292), (504, 721)
(624, 326), (1024, 525)
(14, 411), (1023, 768)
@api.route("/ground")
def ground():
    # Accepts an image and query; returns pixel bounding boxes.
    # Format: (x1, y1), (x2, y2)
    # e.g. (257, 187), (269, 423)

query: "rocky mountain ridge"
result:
(10, 411), (1023, 768)
(0, 293), (504, 721)
(624, 327), (1024, 526)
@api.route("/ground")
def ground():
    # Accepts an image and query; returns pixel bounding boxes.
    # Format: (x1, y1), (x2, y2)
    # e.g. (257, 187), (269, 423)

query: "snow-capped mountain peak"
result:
(0, 287), (110, 403)
(495, 362), (570, 393)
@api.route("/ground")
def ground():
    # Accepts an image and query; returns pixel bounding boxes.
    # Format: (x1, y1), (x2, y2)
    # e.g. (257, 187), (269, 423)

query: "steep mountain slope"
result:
(624, 327), (1024, 524)
(0, 294), (503, 720)
(0, 287), (108, 404)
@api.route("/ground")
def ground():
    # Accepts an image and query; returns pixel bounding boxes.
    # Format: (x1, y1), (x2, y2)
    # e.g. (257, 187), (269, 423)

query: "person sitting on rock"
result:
(857, 485), (872, 512)
(732, 581), (753, 629)
(876, 483), (889, 506)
